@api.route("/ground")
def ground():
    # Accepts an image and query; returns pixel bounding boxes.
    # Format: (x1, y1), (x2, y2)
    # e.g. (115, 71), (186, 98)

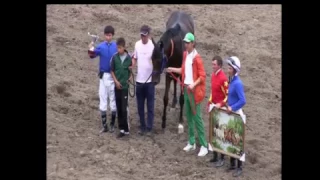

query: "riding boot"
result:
(210, 152), (218, 163)
(100, 114), (108, 133)
(227, 158), (236, 172)
(110, 111), (116, 132)
(233, 160), (243, 177)
(215, 154), (225, 167)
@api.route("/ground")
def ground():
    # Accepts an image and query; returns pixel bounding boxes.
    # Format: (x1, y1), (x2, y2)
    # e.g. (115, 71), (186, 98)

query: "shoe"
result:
(183, 143), (196, 152)
(117, 130), (125, 138)
(124, 131), (130, 135)
(198, 146), (208, 157)
(232, 168), (243, 177)
(215, 159), (225, 167)
(146, 130), (153, 137)
(138, 130), (145, 136)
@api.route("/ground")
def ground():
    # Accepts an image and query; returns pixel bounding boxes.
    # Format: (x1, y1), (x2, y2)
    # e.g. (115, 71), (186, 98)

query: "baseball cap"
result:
(183, 32), (195, 42)
(140, 25), (151, 36)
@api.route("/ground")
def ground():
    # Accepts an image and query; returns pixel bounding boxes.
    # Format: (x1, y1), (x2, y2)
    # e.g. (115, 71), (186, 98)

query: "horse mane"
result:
(151, 37), (161, 60)
(161, 24), (181, 41)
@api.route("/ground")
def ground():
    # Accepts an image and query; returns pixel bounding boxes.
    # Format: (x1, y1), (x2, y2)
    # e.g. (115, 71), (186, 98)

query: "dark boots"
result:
(227, 158), (243, 177)
(100, 114), (109, 133)
(110, 111), (116, 133)
(232, 160), (243, 177)
(210, 152), (218, 163)
(215, 154), (225, 167)
(210, 152), (225, 167)
(227, 158), (237, 171)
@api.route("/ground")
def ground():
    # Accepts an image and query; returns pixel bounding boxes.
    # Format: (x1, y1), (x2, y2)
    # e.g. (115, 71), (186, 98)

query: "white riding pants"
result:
(99, 73), (116, 112)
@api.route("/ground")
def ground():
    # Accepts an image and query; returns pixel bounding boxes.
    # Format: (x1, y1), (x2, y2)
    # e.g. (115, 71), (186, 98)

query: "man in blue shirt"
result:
(88, 26), (118, 133)
(217, 56), (246, 177)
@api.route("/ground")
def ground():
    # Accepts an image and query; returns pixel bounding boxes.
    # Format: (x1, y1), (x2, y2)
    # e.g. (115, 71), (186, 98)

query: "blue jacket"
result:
(88, 41), (117, 73)
(227, 76), (246, 111)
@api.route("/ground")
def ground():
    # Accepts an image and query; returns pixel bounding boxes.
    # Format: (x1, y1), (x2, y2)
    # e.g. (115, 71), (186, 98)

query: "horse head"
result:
(151, 37), (162, 85)
(154, 24), (183, 76)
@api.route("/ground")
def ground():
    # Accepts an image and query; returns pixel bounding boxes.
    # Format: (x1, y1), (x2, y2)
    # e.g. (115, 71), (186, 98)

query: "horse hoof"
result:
(161, 128), (166, 134)
(171, 98), (178, 108)
(178, 124), (184, 134)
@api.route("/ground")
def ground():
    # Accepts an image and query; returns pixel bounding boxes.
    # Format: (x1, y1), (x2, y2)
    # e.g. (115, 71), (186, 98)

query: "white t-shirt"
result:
(132, 39), (154, 83)
(184, 49), (198, 85)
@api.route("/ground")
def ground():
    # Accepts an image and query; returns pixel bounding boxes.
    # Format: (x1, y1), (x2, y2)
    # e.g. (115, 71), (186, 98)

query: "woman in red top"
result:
(207, 56), (228, 166)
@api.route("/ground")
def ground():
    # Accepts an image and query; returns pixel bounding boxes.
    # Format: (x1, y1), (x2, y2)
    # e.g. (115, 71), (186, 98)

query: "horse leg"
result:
(171, 77), (178, 108)
(178, 78), (184, 134)
(162, 74), (172, 130)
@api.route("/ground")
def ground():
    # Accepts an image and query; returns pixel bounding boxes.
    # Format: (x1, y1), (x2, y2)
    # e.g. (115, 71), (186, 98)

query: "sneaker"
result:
(183, 143), (196, 152)
(146, 130), (153, 137)
(117, 132), (125, 138)
(198, 146), (208, 157)
(124, 131), (130, 135)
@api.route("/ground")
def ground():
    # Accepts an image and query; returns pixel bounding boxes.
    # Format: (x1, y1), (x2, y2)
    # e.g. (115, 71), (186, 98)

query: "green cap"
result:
(183, 32), (195, 42)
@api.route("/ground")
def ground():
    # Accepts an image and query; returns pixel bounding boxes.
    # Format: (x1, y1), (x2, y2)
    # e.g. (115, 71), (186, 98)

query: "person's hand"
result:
(215, 103), (221, 109)
(115, 81), (122, 89)
(227, 106), (232, 114)
(88, 42), (94, 50)
(166, 67), (173, 73)
(188, 83), (196, 91)
(207, 102), (211, 113)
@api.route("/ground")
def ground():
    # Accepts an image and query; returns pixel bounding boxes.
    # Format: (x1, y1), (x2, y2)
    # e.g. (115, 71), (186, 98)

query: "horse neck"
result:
(165, 35), (183, 66)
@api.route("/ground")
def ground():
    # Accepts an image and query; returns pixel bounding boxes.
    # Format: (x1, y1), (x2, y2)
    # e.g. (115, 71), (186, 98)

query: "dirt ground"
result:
(47, 5), (281, 180)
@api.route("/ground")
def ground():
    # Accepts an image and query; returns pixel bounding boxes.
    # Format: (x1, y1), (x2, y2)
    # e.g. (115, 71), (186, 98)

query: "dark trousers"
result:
(115, 88), (129, 132)
(136, 82), (155, 131)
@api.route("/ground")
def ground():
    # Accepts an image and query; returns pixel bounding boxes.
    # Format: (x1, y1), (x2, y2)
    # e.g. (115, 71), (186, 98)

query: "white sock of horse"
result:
(178, 124), (184, 134)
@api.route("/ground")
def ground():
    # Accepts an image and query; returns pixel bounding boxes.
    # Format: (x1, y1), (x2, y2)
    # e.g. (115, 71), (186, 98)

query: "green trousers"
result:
(184, 87), (208, 147)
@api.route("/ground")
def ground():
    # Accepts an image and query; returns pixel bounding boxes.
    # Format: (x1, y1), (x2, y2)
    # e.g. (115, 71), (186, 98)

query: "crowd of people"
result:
(87, 25), (246, 177)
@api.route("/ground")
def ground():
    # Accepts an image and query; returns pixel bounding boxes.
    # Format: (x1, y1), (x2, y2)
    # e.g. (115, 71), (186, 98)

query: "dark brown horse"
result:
(153, 11), (195, 133)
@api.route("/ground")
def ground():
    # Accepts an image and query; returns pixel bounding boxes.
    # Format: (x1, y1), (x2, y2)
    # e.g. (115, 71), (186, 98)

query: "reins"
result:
(167, 71), (197, 115)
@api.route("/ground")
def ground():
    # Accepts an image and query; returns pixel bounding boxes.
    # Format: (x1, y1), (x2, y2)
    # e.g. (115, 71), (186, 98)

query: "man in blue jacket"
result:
(88, 26), (118, 133)
(216, 56), (246, 177)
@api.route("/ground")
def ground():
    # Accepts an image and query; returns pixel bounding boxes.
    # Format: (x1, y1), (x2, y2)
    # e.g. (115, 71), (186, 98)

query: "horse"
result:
(152, 11), (195, 133)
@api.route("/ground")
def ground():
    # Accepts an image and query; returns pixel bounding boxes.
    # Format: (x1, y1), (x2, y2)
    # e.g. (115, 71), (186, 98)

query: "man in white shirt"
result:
(132, 25), (156, 135)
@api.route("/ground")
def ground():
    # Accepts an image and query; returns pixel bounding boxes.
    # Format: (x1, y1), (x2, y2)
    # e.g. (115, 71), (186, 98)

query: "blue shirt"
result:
(91, 41), (117, 73)
(227, 76), (246, 111)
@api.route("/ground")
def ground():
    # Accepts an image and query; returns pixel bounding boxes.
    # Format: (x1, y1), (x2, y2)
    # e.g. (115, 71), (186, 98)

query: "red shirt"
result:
(209, 69), (228, 106)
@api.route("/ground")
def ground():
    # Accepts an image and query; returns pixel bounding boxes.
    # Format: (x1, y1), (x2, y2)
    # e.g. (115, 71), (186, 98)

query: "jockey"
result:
(88, 26), (118, 133)
(223, 56), (247, 177)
